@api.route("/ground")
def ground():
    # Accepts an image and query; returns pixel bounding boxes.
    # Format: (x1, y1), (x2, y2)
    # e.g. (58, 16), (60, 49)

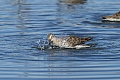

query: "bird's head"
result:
(48, 33), (55, 42)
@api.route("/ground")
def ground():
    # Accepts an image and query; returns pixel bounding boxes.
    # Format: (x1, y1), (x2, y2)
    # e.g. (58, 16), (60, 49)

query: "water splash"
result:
(36, 38), (50, 50)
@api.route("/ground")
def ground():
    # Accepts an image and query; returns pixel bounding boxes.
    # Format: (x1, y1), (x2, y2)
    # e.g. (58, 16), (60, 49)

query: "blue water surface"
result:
(0, 0), (120, 80)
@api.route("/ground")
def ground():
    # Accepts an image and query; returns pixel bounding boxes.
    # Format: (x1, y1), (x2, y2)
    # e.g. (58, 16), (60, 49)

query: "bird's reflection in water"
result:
(106, 26), (120, 28)
(59, 0), (87, 4)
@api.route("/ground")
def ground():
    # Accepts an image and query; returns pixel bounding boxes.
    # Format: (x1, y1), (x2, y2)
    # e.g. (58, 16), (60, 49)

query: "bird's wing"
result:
(67, 36), (92, 46)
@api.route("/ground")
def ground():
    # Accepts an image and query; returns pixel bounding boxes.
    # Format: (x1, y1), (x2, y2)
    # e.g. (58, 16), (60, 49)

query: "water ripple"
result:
(0, 0), (120, 79)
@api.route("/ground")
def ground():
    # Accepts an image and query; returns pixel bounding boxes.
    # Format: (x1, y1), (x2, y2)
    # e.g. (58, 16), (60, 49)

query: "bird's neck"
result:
(52, 36), (59, 42)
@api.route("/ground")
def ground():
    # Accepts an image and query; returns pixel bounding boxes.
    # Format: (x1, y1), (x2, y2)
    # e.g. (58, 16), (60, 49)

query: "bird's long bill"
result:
(48, 40), (54, 47)
(48, 40), (51, 46)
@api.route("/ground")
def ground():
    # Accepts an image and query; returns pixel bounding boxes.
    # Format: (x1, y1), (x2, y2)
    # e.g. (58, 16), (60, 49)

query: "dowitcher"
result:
(48, 33), (92, 49)
(102, 11), (120, 22)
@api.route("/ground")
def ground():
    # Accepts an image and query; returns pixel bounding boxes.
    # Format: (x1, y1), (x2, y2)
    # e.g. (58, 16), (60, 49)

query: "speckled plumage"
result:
(102, 12), (120, 21)
(48, 33), (92, 49)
